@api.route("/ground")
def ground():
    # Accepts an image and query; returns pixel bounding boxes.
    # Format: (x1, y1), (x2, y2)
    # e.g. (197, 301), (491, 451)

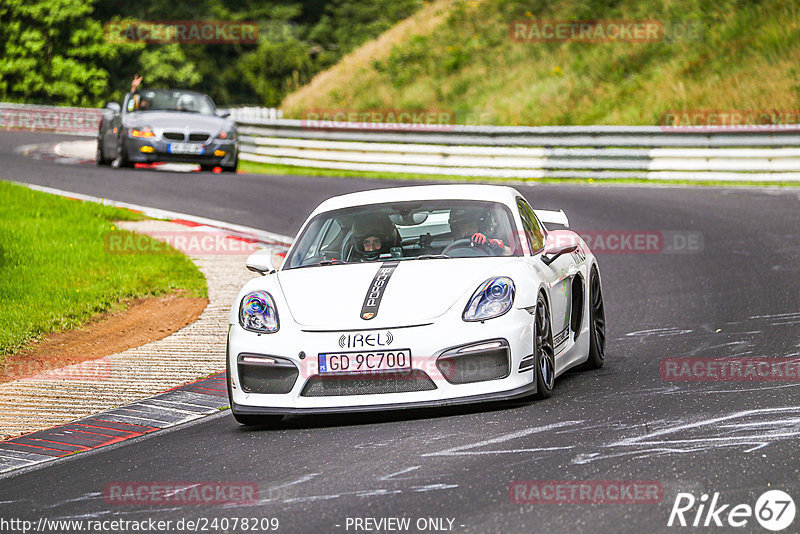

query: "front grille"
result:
(301, 370), (436, 397)
(189, 133), (210, 142)
(238, 355), (298, 394)
(436, 341), (510, 384)
(163, 132), (185, 141)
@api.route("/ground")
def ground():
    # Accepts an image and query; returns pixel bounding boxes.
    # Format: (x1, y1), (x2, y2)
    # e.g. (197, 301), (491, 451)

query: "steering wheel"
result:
(442, 238), (490, 257)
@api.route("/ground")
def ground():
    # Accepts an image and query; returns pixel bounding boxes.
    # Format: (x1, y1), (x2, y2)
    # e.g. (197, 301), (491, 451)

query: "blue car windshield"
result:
(283, 200), (523, 269)
(127, 89), (216, 115)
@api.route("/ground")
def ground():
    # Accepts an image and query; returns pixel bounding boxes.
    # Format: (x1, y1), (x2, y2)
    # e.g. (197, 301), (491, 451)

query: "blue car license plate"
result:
(168, 143), (205, 155)
(318, 349), (411, 374)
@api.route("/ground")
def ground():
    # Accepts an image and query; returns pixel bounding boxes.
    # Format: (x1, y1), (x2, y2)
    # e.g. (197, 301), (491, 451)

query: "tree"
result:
(0, 0), (132, 106)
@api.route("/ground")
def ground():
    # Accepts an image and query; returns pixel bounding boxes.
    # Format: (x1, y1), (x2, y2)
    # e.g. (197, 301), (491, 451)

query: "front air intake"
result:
(436, 339), (510, 384)
(301, 370), (436, 397)
(237, 354), (298, 394)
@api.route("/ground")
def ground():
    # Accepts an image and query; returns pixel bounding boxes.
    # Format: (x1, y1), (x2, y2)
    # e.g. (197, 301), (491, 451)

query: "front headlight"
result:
(217, 129), (236, 140)
(239, 291), (279, 333)
(130, 126), (155, 138)
(463, 277), (515, 322)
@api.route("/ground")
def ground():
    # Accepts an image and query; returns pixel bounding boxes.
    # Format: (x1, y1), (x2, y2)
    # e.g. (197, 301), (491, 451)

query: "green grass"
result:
(283, 0), (800, 126)
(0, 181), (207, 358)
(239, 159), (800, 188)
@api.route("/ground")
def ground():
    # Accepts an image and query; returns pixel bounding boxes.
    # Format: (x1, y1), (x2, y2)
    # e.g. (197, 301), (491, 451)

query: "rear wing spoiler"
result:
(534, 209), (569, 228)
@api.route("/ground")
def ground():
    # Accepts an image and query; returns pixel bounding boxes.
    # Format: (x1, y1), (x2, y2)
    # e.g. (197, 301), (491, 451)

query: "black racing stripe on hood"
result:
(360, 261), (400, 320)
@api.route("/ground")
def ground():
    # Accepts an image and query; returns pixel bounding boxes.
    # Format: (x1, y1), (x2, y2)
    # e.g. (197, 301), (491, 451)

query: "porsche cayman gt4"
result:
(226, 185), (605, 425)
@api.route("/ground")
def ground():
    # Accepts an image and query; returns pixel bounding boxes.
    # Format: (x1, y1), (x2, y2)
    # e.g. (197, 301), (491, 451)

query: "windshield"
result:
(126, 89), (216, 115)
(283, 200), (522, 270)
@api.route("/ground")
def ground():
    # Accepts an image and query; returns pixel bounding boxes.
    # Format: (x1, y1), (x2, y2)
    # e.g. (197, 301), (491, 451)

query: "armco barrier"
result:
(4, 102), (799, 181)
(235, 119), (800, 181)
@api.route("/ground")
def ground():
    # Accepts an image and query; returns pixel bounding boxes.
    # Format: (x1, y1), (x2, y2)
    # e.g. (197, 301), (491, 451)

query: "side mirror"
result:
(104, 102), (121, 113)
(217, 110), (231, 118)
(246, 249), (275, 275)
(541, 242), (578, 266)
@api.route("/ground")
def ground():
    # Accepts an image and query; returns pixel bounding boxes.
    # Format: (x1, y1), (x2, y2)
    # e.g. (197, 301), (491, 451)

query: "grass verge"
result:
(238, 160), (800, 188)
(282, 0), (800, 127)
(0, 181), (207, 358)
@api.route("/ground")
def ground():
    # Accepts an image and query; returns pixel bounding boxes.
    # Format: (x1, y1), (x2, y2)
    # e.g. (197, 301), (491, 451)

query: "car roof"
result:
(312, 184), (525, 216)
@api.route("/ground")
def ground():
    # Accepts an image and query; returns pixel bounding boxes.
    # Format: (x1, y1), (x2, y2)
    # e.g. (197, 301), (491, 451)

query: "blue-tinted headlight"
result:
(239, 291), (279, 333)
(463, 277), (515, 322)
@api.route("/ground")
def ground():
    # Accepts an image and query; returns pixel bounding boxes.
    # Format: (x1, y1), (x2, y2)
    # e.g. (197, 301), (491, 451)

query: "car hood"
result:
(124, 112), (232, 131)
(276, 258), (518, 328)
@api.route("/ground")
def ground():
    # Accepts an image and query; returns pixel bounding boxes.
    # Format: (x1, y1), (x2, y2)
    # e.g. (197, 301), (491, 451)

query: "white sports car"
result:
(226, 184), (605, 425)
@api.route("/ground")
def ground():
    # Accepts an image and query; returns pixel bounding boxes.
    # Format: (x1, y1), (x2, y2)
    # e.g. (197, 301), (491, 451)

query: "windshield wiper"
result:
(416, 254), (448, 260)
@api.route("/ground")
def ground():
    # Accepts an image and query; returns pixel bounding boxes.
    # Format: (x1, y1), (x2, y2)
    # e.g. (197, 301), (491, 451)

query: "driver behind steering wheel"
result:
(448, 208), (511, 256)
(350, 215), (399, 262)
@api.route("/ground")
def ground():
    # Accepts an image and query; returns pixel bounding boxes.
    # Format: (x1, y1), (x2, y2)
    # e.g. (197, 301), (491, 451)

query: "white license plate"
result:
(168, 143), (205, 154)
(318, 349), (411, 374)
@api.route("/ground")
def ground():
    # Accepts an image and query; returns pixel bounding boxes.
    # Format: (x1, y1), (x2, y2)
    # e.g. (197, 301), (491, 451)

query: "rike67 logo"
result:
(668, 490), (795, 531)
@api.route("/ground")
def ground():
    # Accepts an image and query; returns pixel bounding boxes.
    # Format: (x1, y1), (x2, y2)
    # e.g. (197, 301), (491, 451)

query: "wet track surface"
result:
(1, 132), (799, 533)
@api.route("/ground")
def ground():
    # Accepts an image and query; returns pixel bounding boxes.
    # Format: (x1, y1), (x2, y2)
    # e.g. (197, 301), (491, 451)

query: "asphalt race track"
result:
(2, 131), (799, 533)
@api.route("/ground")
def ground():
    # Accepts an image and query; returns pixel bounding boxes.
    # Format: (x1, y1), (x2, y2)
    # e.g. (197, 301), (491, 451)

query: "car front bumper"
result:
(227, 308), (538, 415)
(125, 137), (238, 166)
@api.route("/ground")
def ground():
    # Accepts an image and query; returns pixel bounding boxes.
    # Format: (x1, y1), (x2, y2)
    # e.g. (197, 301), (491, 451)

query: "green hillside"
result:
(281, 0), (800, 126)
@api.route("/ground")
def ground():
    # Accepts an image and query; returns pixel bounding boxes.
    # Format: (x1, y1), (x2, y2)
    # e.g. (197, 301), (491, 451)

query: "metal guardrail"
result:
(4, 101), (799, 180)
(225, 107), (283, 122)
(235, 119), (800, 181)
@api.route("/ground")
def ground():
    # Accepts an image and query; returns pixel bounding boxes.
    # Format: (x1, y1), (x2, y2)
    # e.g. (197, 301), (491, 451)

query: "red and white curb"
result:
(0, 374), (229, 474)
(0, 185), (293, 476)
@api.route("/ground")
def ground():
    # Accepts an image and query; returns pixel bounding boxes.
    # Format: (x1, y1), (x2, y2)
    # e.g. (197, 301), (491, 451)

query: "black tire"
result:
(96, 139), (110, 166)
(221, 163), (237, 173)
(225, 349), (283, 427)
(200, 164), (217, 172)
(114, 136), (132, 168)
(583, 267), (606, 369)
(533, 292), (555, 399)
(222, 153), (239, 173)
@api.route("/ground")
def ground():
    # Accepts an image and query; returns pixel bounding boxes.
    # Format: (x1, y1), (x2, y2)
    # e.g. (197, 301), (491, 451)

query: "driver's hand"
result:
(471, 232), (488, 246)
(131, 74), (143, 92)
(487, 238), (505, 251)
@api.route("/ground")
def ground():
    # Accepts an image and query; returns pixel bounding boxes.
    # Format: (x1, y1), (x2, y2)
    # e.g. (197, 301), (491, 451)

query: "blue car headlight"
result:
(239, 291), (279, 333)
(216, 129), (236, 141)
(463, 277), (515, 322)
